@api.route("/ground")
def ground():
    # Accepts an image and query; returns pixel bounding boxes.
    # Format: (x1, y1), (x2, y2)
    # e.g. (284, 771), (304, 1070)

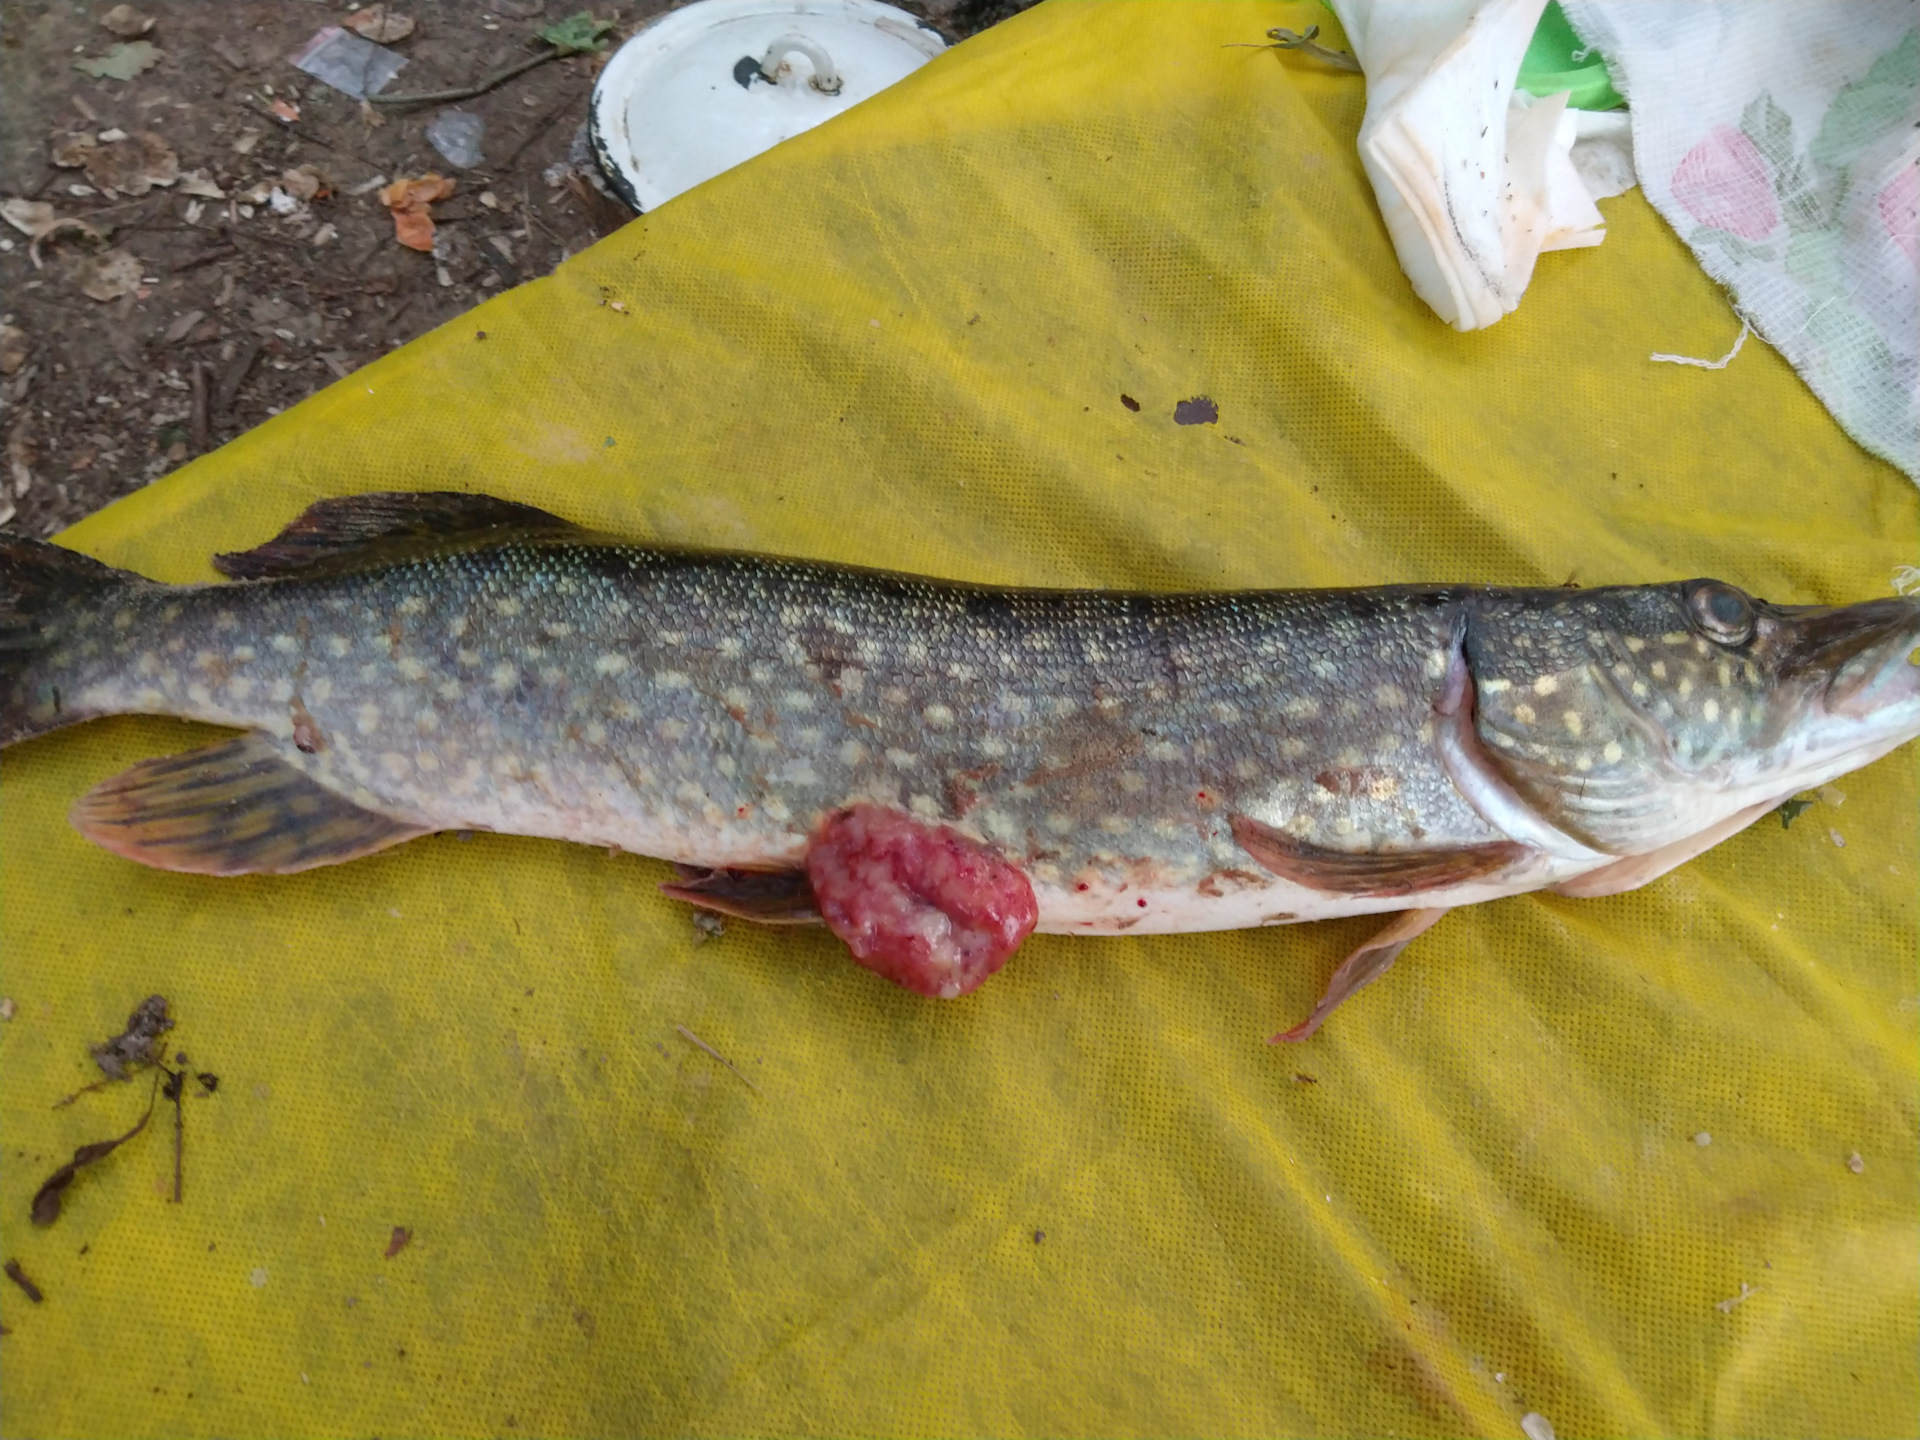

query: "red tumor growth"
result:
(805, 804), (1038, 999)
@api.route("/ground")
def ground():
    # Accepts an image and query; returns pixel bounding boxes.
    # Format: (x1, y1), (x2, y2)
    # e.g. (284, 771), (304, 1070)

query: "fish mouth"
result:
(1777, 596), (1920, 719)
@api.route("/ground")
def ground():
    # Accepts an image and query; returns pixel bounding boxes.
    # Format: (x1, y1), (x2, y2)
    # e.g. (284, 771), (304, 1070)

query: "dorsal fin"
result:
(212, 491), (586, 580)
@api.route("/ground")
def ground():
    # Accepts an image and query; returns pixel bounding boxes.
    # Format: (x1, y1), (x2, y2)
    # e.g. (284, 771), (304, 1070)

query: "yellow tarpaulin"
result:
(3, 4), (1915, 1435)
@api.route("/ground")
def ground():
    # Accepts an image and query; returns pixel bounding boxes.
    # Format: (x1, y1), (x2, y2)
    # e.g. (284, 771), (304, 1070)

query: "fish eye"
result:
(1687, 582), (1755, 645)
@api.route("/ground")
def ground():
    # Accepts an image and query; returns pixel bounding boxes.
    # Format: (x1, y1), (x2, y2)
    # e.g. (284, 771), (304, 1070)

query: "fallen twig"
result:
(676, 1024), (760, 1094)
(31, 1073), (159, 1227)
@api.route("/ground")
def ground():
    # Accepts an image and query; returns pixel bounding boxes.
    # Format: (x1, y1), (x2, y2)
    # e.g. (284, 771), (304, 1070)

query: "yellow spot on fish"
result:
(310, 677), (333, 702)
(1099, 815), (1129, 834)
(1119, 772), (1146, 794)
(1625, 636), (1645, 652)
(660, 718), (689, 741)
(356, 702), (381, 734)
(1563, 711), (1584, 737)
(417, 753), (439, 773)
(397, 657), (428, 681)
(886, 747), (916, 769)
(491, 663), (518, 692)
(1046, 814), (1075, 835)
(229, 645), (258, 664)
(782, 690), (818, 712)
(1631, 680), (1649, 698)
(716, 636), (742, 657)
(1280, 737), (1308, 759)
(979, 736), (1009, 759)
(1426, 649), (1449, 679)
(186, 682), (212, 706)
(1146, 739), (1181, 762)
(1282, 696), (1319, 719)
(213, 612), (239, 632)
(398, 596), (427, 616)
(540, 666), (565, 686)
(1574, 754), (1592, 772)
(230, 677), (253, 701)
(1481, 677), (1512, 694)
(920, 702), (954, 728)
(593, 654), (629, 676)
(1603, 740), (1624, 763)
(1212, 700), (1242, 722)
(655, 671), (691, 690)
(438, 680), (462, 700)
(381, 752), (410, 780)
(415, 710), (439, 733)
(608, 698), (638, 720)
(494, 597), (521, 617)
(1533, 674), (1559, 696)
(1650, 661), (1668, 680)
(1662, 631), (1690, 646)
(1716, 661), (1732, 688)
(112, 610), (134, 630)
(448, 615), (468, 639)
(272, 634), (299, 654)
(839, 739), (866, 766)
(1702, 699), (1719, 721)
(715, 754), (737, 778)
(762, 797), (794, 824)
(1514, 703), (1537, 725)
(1233, 758), (1259, 781)
(1677, 675), (1693, 698)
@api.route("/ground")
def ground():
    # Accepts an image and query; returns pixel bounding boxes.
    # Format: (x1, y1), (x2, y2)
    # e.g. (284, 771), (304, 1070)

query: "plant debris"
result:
(379, 174), (455, 251)
(79, 249), (145, 303)
(344, 6), (416, 44)
(31, 1074), (158, 1227)
(3, 1260), (44, 1304)
(384, 1225), (413, 1259)
(1775, 796), (1813, 828)
(99, 5), (155, 39)
(90, 995), (173, 1080)
(1173, 395), (1219, 426)
(369, 12), (615, 108)
(676, 1024), (760, 1094)
(82, 130), (180, 198)
(73, 40), (162, 82)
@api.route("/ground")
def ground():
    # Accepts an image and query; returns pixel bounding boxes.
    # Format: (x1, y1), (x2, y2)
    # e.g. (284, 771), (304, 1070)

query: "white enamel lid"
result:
(589, 0), (946, 213)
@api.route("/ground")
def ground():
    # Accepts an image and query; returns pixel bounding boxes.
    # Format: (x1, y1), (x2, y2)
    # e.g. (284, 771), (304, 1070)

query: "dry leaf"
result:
(231, 128), (263, 155)
(0, 325), (27, 377)
(83, 130), (178, 197)
(0, 198), (55, 237)
(0, 198), (104, 267)
(100, 4), (155, 38)
(344, 6), (415, 43)
(378, 174), (454, 252)
(73, 40), (161, 81)
(279, 164), (325, 202)
(176, 169), (225, 199)
(79, 248), (143, 302)
(49, 131), (98, 168)
(270, 98), (300, 124)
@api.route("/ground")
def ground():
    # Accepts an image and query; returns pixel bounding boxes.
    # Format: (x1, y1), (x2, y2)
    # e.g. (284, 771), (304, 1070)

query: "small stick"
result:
(675, 1024), (759, 1094)
(52, 1066), (145, 1110)
(189, 362), (209, 455)
(4, 1260), (44, 1304)
(367, 49), (557, 108)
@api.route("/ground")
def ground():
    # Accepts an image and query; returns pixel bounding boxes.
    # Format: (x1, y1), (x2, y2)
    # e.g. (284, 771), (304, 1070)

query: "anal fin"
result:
(660, 866), (823, 925)
(70, 734), (430, 875)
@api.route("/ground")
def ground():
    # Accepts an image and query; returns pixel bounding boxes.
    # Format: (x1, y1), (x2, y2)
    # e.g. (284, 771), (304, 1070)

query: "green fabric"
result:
(2, 3), (1913, 1436)
(1519, 1), (1625, 111)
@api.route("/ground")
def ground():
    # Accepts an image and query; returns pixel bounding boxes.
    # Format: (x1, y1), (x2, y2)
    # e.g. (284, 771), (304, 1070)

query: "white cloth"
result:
(1328, 0), (1614, 332)
(1562, 2), (1920, 480)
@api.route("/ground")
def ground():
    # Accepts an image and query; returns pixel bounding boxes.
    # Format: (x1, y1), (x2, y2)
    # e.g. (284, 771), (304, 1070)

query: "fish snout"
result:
(1805, 597), (1920, 720)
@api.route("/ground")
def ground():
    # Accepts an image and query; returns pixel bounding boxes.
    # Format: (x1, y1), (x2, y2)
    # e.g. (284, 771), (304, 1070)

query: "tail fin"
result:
(1, 535), (139, 746)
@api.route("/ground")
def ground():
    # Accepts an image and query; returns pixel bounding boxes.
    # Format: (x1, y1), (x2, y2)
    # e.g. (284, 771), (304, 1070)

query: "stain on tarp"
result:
(385, 1225), (413, 1259)
(1173, 395), (1218, 425)
(1120, 394), (1140, 412)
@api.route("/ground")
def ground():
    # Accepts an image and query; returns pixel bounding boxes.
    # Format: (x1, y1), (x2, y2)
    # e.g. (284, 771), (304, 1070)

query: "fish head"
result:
(1464, 582), (1920, 853)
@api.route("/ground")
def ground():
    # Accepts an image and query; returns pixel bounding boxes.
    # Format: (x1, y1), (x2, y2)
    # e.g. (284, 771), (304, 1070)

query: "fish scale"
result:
(5, 492), (1917, 1034)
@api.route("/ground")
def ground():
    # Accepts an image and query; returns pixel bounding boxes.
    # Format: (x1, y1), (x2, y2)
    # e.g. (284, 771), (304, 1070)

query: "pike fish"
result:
(4, 492), (1917, 1039)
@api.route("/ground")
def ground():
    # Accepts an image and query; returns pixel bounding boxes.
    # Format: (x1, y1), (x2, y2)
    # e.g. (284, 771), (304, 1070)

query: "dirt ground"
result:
(0, 0), (1029, 538)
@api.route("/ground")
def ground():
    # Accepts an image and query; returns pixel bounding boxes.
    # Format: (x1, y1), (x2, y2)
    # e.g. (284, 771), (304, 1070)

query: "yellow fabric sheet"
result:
(3, 4), (1915, 1435)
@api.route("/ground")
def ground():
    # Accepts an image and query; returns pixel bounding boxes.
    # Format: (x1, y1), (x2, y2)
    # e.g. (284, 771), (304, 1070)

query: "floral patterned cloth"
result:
(1563, 2), (1919, 480)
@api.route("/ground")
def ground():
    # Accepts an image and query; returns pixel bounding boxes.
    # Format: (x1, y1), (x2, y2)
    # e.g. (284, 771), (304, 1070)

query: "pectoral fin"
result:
(1270, 907), (1448, 1044)
(1552, 798), (1779, 898)
(1231, 813), (1526, 897)
(70, 734), (430, 875)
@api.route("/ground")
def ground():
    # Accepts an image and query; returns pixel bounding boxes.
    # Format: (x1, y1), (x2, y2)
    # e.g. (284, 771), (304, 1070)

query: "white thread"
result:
(1651, 315), (1751, 370)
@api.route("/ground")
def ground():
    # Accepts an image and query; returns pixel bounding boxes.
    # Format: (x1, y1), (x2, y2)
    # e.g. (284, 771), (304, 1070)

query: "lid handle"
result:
(757, 34), (843, 95)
